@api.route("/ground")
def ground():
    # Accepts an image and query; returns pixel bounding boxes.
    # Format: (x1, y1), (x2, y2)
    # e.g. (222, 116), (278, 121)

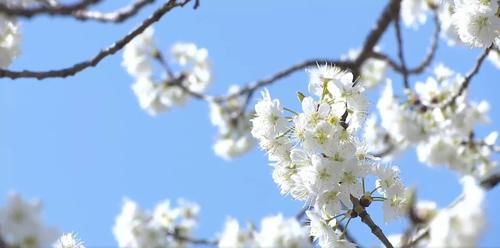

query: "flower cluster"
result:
(401, 0), (432, 29)
(53, 233), (86, 248)
(250, 65), (408, 247)
(487, 40), (500, 68)
(0, 193), (58, 248)
(387, 176), (486, 247)
(122, 27), (212, 115)
(209, 85), (255, 160)
(113, 198), (200, 248)
(0, 2), (22, 68)
(218, 214), (310, 248)
(369, 64), (498, 178)
(451, 0), (500, 48)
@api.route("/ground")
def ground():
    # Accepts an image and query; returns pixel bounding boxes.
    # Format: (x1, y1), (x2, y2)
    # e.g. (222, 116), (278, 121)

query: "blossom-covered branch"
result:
(350, 195), (393, 248)
(0, 0), (195, 80)
(0, 0), (101, 18)
(71, 0), (155, 23)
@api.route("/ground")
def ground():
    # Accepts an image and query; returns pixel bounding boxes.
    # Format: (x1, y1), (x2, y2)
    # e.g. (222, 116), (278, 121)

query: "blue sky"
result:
(1, 0), (499, 246)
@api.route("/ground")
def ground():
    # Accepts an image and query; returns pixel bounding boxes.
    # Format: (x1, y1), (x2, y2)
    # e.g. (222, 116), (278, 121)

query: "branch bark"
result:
(371, 11), (440, 76)
(72, 0), (155, 23)
(350, 194), (393, 248)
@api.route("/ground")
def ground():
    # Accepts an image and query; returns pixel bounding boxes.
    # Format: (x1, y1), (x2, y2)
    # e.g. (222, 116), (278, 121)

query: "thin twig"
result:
(337, 222), (361, 247)
(353, 0), (401, 75)
(0, 0), (101, 18)
(393, 13), (409, 89)
(72, 0), (155, 23)
(212, 60), (354, 103)
(350, 194), (394, 248)
(440, 45), (493, 108)
(0, 0), (194, 80)
(371, 11), (440, 75)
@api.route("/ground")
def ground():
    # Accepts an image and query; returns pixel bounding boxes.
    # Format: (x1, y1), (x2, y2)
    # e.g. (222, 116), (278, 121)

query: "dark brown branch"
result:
(72, 0), (155, 23)
(350, 194), (393, 248)
(0, 0), (101, 18)
(393, 14), (410, 89)
(0, 0), (194, 80)
(353, 0), (401, 74)
(440, 45), (493, 108)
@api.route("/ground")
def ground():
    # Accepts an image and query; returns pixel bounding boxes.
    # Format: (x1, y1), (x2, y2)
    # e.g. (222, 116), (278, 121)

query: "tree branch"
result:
(353, 0), (401, 74)
(0, 0), (195, 80)
(166, 230), (218, 246)
(440, 44), (493, 108)
(393, 13), (410, 89)
(72, 0), (155, 23)
(350, 194), (393, 248)
(0, 0), (101, 18)
(211, 60), (354, 103)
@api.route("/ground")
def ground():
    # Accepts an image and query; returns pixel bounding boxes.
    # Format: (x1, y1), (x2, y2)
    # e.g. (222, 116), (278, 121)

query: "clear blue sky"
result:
(1, 0), (499, 246)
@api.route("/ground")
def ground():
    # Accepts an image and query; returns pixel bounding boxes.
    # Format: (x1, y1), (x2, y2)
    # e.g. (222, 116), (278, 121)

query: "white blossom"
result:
(210, 85), (255, 160)
(53, 233), (85, 248)
(401, 0), (430, 28)
(452, 0), (500, 47)
(254, 214), (310, 248)
(218, 217), (253, 248)
(0, 14), (21, 68)
(113, 198), (199, 248)
(428, 176), (486, 247)
(0, 193), (58, 248)
(123, 28), (212, 115)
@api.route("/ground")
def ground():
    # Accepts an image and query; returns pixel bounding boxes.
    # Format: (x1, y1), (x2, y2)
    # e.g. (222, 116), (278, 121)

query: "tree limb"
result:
(0, 0), (195, 80)
(0, 0), (101, 18)
(393, 13), (410, 89)
(353, 0), (401, 75)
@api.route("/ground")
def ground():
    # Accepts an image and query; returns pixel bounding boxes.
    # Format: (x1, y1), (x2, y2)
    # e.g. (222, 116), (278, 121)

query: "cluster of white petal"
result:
(122, 27), (212, 115)
(451, 0), (500, 48)
(209, 85), (255, 160)
(371, 64), (498, 178)
(487, 40), (500, 68)
(0, 193), (58, 248)
(438, 0), (463, 46)
(250, 65), (408, 247)
(386, 176), (486, 247)
(0, 2), (22, 69)
(427, 176), (486, 247)
(53, 233), (86, 248)
(113, 198), (199, 248)
(401, 0), (431, 29)
(218, 214), (310, 248)
(341, 47), (388, 88)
